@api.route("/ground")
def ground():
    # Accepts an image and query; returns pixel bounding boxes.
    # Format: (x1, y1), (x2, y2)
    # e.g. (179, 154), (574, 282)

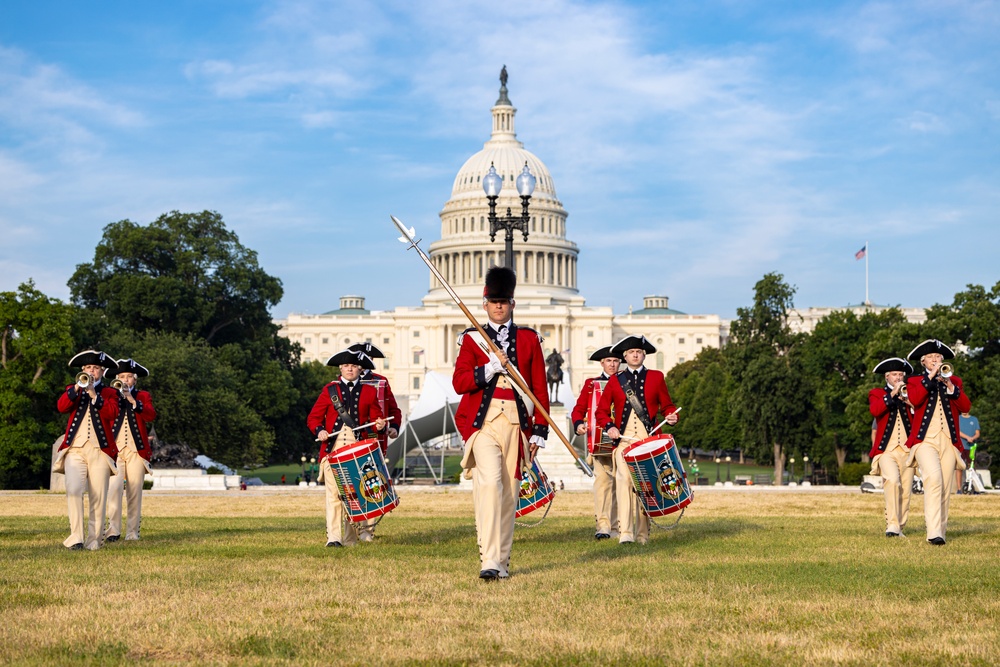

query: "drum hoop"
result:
(515, 492), (554, 528)
(621, 433), (674, 460)
(328, 438), (380, 463)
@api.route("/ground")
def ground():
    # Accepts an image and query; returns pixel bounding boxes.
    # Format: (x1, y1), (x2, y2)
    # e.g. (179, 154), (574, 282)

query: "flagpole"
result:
(865, 240), (869, 306)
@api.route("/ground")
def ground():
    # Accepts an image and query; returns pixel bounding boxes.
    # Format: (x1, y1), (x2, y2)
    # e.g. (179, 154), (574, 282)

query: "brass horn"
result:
(111, 379), (126, 392)
(76, 372), (92, 388)
(939, 363), (953, 379)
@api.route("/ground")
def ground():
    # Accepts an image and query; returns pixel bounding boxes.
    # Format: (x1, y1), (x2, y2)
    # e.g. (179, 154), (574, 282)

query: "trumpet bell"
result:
(75, 372), (91, 388)
(940, 363), (953, 379)
(111, 379), (125, 390)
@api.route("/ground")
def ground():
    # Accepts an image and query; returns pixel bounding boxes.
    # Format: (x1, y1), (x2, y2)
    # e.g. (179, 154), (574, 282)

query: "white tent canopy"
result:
(386, 371), (461, 477)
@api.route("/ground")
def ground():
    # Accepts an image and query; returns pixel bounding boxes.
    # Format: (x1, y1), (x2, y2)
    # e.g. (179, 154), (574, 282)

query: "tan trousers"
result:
(469, 401), (522, 576)
(615, 413), (649, 544)
(321, 427), (374, 545)
(876, 447), (914, 534)
(592, 454), (617, 536)
(913, 435), (959, 541)
(106, 447), (148, 540)
(63, 442), (114, 550)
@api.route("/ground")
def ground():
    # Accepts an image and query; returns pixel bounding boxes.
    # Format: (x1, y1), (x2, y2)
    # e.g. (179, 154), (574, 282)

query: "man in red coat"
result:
(348, 342), (403, 450)
(571, 345), (622, 540)
(105, 358), (157, 542)
(867, 357), (914, 537)
(453, 266), (548, 581)
(596, 335), (679, 545)
(54, 350), (120, 550)
(307, 349), (386, 547)
(904, 339), (972, 545)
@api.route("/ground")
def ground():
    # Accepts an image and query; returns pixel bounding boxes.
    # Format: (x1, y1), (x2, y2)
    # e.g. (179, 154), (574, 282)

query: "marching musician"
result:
(571, 346), (622, 540)
(596, 335), (679, 545)
(307, 349), (386, 547)
(105, 359), (157, 542)
(348, 342), (403, 445)
(453, 266), (549, 581)
(904, 339), (972, 545)
(867, 357), (914, 538)
(54, 350), (120, 550)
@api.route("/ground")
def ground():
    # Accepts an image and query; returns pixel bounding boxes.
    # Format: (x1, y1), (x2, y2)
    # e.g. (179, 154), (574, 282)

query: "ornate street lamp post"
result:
(725, 455), (732, 482)
(483, 161), (536, 269)
(300, 455), (306, 482)
(715, 456), (721, 483)
(803, 455), (810, 484)
(789, 457), (796, 485)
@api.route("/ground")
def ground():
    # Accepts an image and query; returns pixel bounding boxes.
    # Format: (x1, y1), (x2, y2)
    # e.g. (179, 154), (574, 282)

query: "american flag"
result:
(855, 244), (867, 260)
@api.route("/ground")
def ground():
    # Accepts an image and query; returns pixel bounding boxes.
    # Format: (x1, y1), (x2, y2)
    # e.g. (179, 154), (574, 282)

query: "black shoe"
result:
(326, 541), (343, 548)
(595, 533), (611, 540)
(479, 569), (500, 581)
(928, 537), (946, 546)
(105, 535), (120, 543)
(886, 532), (899, 538)
(67, 543), (84, 550)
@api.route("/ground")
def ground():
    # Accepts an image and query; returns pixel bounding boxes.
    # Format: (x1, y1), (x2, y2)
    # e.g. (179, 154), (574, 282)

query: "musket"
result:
(390, 214), (593, 477)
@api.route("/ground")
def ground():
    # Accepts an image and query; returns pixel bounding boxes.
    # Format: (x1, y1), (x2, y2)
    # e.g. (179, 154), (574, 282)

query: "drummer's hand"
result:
(665, 411), (679, 425)
(606, 427), (621, 441)
(575, 423), (587, 435)
(375, 418), (386, 431)
(529, 443), (540, 461)
(388, 427), (398, 439)
(317, 429), (330, 442)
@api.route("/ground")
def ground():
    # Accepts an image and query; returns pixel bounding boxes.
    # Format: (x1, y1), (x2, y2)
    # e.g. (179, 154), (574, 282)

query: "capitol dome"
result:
(424, 70), (581, 307)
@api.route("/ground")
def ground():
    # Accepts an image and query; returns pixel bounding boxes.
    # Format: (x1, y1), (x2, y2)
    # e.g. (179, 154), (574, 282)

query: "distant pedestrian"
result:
(281, 474), (286, 485)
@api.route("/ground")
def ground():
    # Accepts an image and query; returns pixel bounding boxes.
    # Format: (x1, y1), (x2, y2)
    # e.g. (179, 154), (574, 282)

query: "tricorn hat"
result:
(68, 350), (118, 372)
(589, 346), (623, 362)
(872, 357), (912, 375)
(348, 342), (385, 359)
(115, 358), (149, 378)
(907, 339), (955, 361)
(611, 335), (657, 355)
(484, 266), (516, 300)
(326, 349), (375, 370)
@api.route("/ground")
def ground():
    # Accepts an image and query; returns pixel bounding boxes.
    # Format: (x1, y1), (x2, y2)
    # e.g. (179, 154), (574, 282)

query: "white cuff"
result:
(529, 435), (545, 448)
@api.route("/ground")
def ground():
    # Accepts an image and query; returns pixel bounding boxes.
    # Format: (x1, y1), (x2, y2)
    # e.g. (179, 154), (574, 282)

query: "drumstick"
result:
(315, 421), (382, 441)
(617, 407), (683, 442)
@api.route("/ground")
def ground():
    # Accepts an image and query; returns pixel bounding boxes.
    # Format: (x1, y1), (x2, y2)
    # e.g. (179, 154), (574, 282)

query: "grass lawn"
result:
(2, 489), (999, 665)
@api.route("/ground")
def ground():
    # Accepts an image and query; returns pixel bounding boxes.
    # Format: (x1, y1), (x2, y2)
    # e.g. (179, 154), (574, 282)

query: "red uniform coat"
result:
(453, 324), (549, 443)
(57, 383), (120, 462)
(867, 386), (911, 459)
(905, 372), (971, 451)
(571, 375), (609, 432)
(596, 367), (676, 443)
(307, 381), (384, 461)
(112, 389), (157, 462)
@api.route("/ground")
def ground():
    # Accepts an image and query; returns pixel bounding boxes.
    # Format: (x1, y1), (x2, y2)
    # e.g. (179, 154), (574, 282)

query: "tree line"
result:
(1, 211), (335, 489)
(2, 210), (997, 488)
(666, 273), (1000, 484)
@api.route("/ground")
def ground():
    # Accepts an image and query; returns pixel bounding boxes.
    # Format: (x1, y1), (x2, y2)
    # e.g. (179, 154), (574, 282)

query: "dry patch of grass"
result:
(1, 489), (999, 666)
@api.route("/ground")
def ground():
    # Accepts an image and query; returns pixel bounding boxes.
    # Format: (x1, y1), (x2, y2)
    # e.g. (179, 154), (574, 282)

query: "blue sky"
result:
(1, 0), (997, 319)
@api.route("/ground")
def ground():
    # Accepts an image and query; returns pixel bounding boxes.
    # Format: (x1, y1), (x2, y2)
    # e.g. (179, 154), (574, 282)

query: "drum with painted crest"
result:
(620, 433), (692, 517)
(516, 457), (554, 518)
(327, 438), (399, 522)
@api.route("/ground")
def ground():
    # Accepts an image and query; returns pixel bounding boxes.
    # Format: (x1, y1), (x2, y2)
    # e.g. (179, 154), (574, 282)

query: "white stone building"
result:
(276, 76), (722, 414)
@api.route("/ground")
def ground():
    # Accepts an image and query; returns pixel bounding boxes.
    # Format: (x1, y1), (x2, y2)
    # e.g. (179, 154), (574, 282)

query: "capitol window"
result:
(413, 330), (420, 338)
(304, 337), (311, 344)
(678, 337), (685, 344)
(696, 337), (703, 344)
(383, 337), (390, 344)
(322, 337), (328, 345)
(587, 331), (594, 338)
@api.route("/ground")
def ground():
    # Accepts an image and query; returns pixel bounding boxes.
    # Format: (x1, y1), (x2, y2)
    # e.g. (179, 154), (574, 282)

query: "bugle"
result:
(939, 363), (953, 379)
(76, 372), (92, 389)
(111, 379), (127, 394)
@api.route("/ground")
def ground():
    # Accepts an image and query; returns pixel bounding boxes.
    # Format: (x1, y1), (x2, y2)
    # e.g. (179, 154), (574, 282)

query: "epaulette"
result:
(517, 325), (543, 343)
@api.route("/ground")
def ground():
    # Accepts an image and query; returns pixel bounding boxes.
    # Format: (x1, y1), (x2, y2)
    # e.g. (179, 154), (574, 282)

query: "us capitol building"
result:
(276, 74), (922, 414)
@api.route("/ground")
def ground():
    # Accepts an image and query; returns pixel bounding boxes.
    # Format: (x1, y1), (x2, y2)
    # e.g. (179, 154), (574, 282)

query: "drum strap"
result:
(624, 387), (653, 433)
(327, 386), (358, 430)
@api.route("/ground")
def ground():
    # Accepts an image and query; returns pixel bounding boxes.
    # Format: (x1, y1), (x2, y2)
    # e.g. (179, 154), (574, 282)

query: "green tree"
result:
(727, 273), (815, 483)
(0, 282), (76, 488)
(68, 210), (283, 346)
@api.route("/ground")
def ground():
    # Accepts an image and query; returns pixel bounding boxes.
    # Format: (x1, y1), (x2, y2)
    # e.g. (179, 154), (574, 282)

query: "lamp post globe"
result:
(484, 160), (534, 268)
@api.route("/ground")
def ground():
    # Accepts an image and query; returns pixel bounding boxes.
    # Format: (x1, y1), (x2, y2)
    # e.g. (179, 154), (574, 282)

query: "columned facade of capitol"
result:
(278, 76), (717, 413)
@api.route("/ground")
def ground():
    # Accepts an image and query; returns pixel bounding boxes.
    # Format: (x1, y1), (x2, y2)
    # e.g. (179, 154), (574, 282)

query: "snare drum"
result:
(327, 438), (400, 522)
(516, 458), (554, 518)
(587, 380), (616, 457)
(621, 434), (692, 517)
